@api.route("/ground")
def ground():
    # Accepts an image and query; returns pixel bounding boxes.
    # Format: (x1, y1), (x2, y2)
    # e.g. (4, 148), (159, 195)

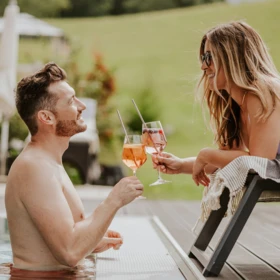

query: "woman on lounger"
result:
(153, 21), (280, 188)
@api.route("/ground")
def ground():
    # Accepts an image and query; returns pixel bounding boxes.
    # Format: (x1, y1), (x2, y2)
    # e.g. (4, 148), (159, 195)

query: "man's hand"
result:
(93, 230), (123, 253)
(107, 177), (144, 207)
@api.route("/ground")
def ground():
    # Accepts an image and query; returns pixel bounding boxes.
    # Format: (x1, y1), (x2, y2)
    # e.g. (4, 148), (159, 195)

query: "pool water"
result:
(0, 243), (96, 279)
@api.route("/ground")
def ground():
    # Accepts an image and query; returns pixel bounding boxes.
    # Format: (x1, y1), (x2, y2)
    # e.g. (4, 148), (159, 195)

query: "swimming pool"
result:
(0, 216), (187, 280)
(0, 217), (96, 279)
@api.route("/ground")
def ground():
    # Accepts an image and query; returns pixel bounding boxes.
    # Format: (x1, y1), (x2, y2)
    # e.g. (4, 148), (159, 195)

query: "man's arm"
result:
(17, 159), (142, 267)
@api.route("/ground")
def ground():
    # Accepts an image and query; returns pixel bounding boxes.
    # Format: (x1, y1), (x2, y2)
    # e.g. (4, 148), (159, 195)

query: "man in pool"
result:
(5, 62), (144, 270)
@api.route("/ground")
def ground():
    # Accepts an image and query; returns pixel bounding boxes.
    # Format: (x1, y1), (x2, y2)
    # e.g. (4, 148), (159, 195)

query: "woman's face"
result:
(201, 40), (227, 91)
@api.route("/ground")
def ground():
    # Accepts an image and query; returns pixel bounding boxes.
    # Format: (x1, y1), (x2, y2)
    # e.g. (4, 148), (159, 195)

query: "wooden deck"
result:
(1, 184), (280, 279)
(82, 198), (280, 280)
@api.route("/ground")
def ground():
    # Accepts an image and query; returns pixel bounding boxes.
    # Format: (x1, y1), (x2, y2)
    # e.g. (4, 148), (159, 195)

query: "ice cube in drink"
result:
(142, 128), (166, 154)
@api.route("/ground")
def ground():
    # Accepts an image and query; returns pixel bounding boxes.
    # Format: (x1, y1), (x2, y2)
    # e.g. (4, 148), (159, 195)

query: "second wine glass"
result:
(142, 121), (171, 186)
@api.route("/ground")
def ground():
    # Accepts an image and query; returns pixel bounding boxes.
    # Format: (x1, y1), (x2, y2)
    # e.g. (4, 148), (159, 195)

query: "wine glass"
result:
(142, 121), (171, 186)
(122, 135), (147, 198)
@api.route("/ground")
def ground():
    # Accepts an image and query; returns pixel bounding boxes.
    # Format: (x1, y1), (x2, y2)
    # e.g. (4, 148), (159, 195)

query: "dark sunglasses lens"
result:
(206, 55), (210, 66)
(201, 53), (211, 66)
(205, 53), (211, 66)
(201, 53), (212, 67)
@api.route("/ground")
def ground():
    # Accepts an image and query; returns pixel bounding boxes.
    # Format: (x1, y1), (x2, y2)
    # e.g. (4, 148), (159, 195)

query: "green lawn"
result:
(18, 0), (280, 199)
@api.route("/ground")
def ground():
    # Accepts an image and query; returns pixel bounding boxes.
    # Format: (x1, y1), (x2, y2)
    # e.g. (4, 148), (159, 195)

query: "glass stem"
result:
(157, 169), (162, 180)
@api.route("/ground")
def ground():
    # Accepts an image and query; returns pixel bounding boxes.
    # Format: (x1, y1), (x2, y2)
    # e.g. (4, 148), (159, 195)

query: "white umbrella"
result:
(0, 12), (65, 38)
(0, 0), (19, 115)
(0, 0), (19, 176)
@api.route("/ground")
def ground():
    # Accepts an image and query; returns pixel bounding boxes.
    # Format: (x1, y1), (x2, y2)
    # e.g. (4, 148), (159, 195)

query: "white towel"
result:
(198, 155), (280, 225)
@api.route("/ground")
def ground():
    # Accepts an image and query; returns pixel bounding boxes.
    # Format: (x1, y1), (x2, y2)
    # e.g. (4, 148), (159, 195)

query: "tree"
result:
(173, 0), (199, 6)
(110, 0), (125, 15)
(60, 0), (112, 17)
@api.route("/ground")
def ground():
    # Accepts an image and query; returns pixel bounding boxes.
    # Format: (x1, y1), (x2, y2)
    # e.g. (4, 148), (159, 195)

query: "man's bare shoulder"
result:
(9, 152), (54, 176)
(7, 150), (61, 195)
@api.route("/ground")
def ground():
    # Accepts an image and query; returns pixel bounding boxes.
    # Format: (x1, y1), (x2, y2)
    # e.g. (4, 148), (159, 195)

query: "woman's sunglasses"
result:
(201, 51), (212, 67)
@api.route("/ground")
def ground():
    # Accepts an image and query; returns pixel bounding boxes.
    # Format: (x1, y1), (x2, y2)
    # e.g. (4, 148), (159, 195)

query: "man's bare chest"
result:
(61, 172), (85, 222)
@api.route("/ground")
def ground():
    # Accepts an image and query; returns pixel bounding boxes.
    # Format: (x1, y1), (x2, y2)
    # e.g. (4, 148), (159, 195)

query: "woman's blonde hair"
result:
(198, 21), (280, 148)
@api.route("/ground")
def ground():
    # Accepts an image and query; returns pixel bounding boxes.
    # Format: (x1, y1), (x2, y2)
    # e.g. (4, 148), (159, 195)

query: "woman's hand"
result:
(192, 149), (210, 187)
(93, 229), (123, 253)
(152, 152), (183, 174)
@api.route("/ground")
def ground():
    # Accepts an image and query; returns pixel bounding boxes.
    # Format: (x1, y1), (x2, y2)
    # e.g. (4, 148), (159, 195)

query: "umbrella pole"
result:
(0, 114), (9, 176)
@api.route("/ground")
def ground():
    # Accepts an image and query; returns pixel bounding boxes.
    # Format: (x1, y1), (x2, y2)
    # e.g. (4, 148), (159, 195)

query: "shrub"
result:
(126, 83), (161, 134)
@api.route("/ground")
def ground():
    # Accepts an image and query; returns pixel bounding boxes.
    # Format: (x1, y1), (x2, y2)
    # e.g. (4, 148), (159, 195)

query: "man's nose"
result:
(77, 99), (86, 111)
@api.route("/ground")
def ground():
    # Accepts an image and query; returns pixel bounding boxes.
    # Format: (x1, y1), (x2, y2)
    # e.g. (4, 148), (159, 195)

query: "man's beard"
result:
(55, 120), (87, 137)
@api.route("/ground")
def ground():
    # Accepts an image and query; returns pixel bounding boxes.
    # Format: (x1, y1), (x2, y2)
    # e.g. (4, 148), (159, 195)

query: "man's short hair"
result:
(16, 62), (67, 135)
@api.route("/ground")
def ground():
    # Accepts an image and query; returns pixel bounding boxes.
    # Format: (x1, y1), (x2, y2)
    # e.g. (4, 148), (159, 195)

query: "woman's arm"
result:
(153, 147), (246, 177)
(191, 148), (249, 186)
(178, 157), (219, 175)
(180, 137), (248, 174)
(197, 147), (249, 170)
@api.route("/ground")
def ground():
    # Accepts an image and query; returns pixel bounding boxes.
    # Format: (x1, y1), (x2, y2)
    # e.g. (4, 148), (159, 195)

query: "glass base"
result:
(149, 178), (171, 187)
(135, 195), (146, 200)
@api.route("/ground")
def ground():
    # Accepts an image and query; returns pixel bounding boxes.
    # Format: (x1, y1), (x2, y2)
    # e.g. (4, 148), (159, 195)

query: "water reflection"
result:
(0, 219), (96, 279)
(0, 251), (96, 279)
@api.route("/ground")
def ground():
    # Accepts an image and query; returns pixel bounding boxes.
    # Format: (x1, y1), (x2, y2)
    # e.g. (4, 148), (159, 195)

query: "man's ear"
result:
(37, 110), (55, 125)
